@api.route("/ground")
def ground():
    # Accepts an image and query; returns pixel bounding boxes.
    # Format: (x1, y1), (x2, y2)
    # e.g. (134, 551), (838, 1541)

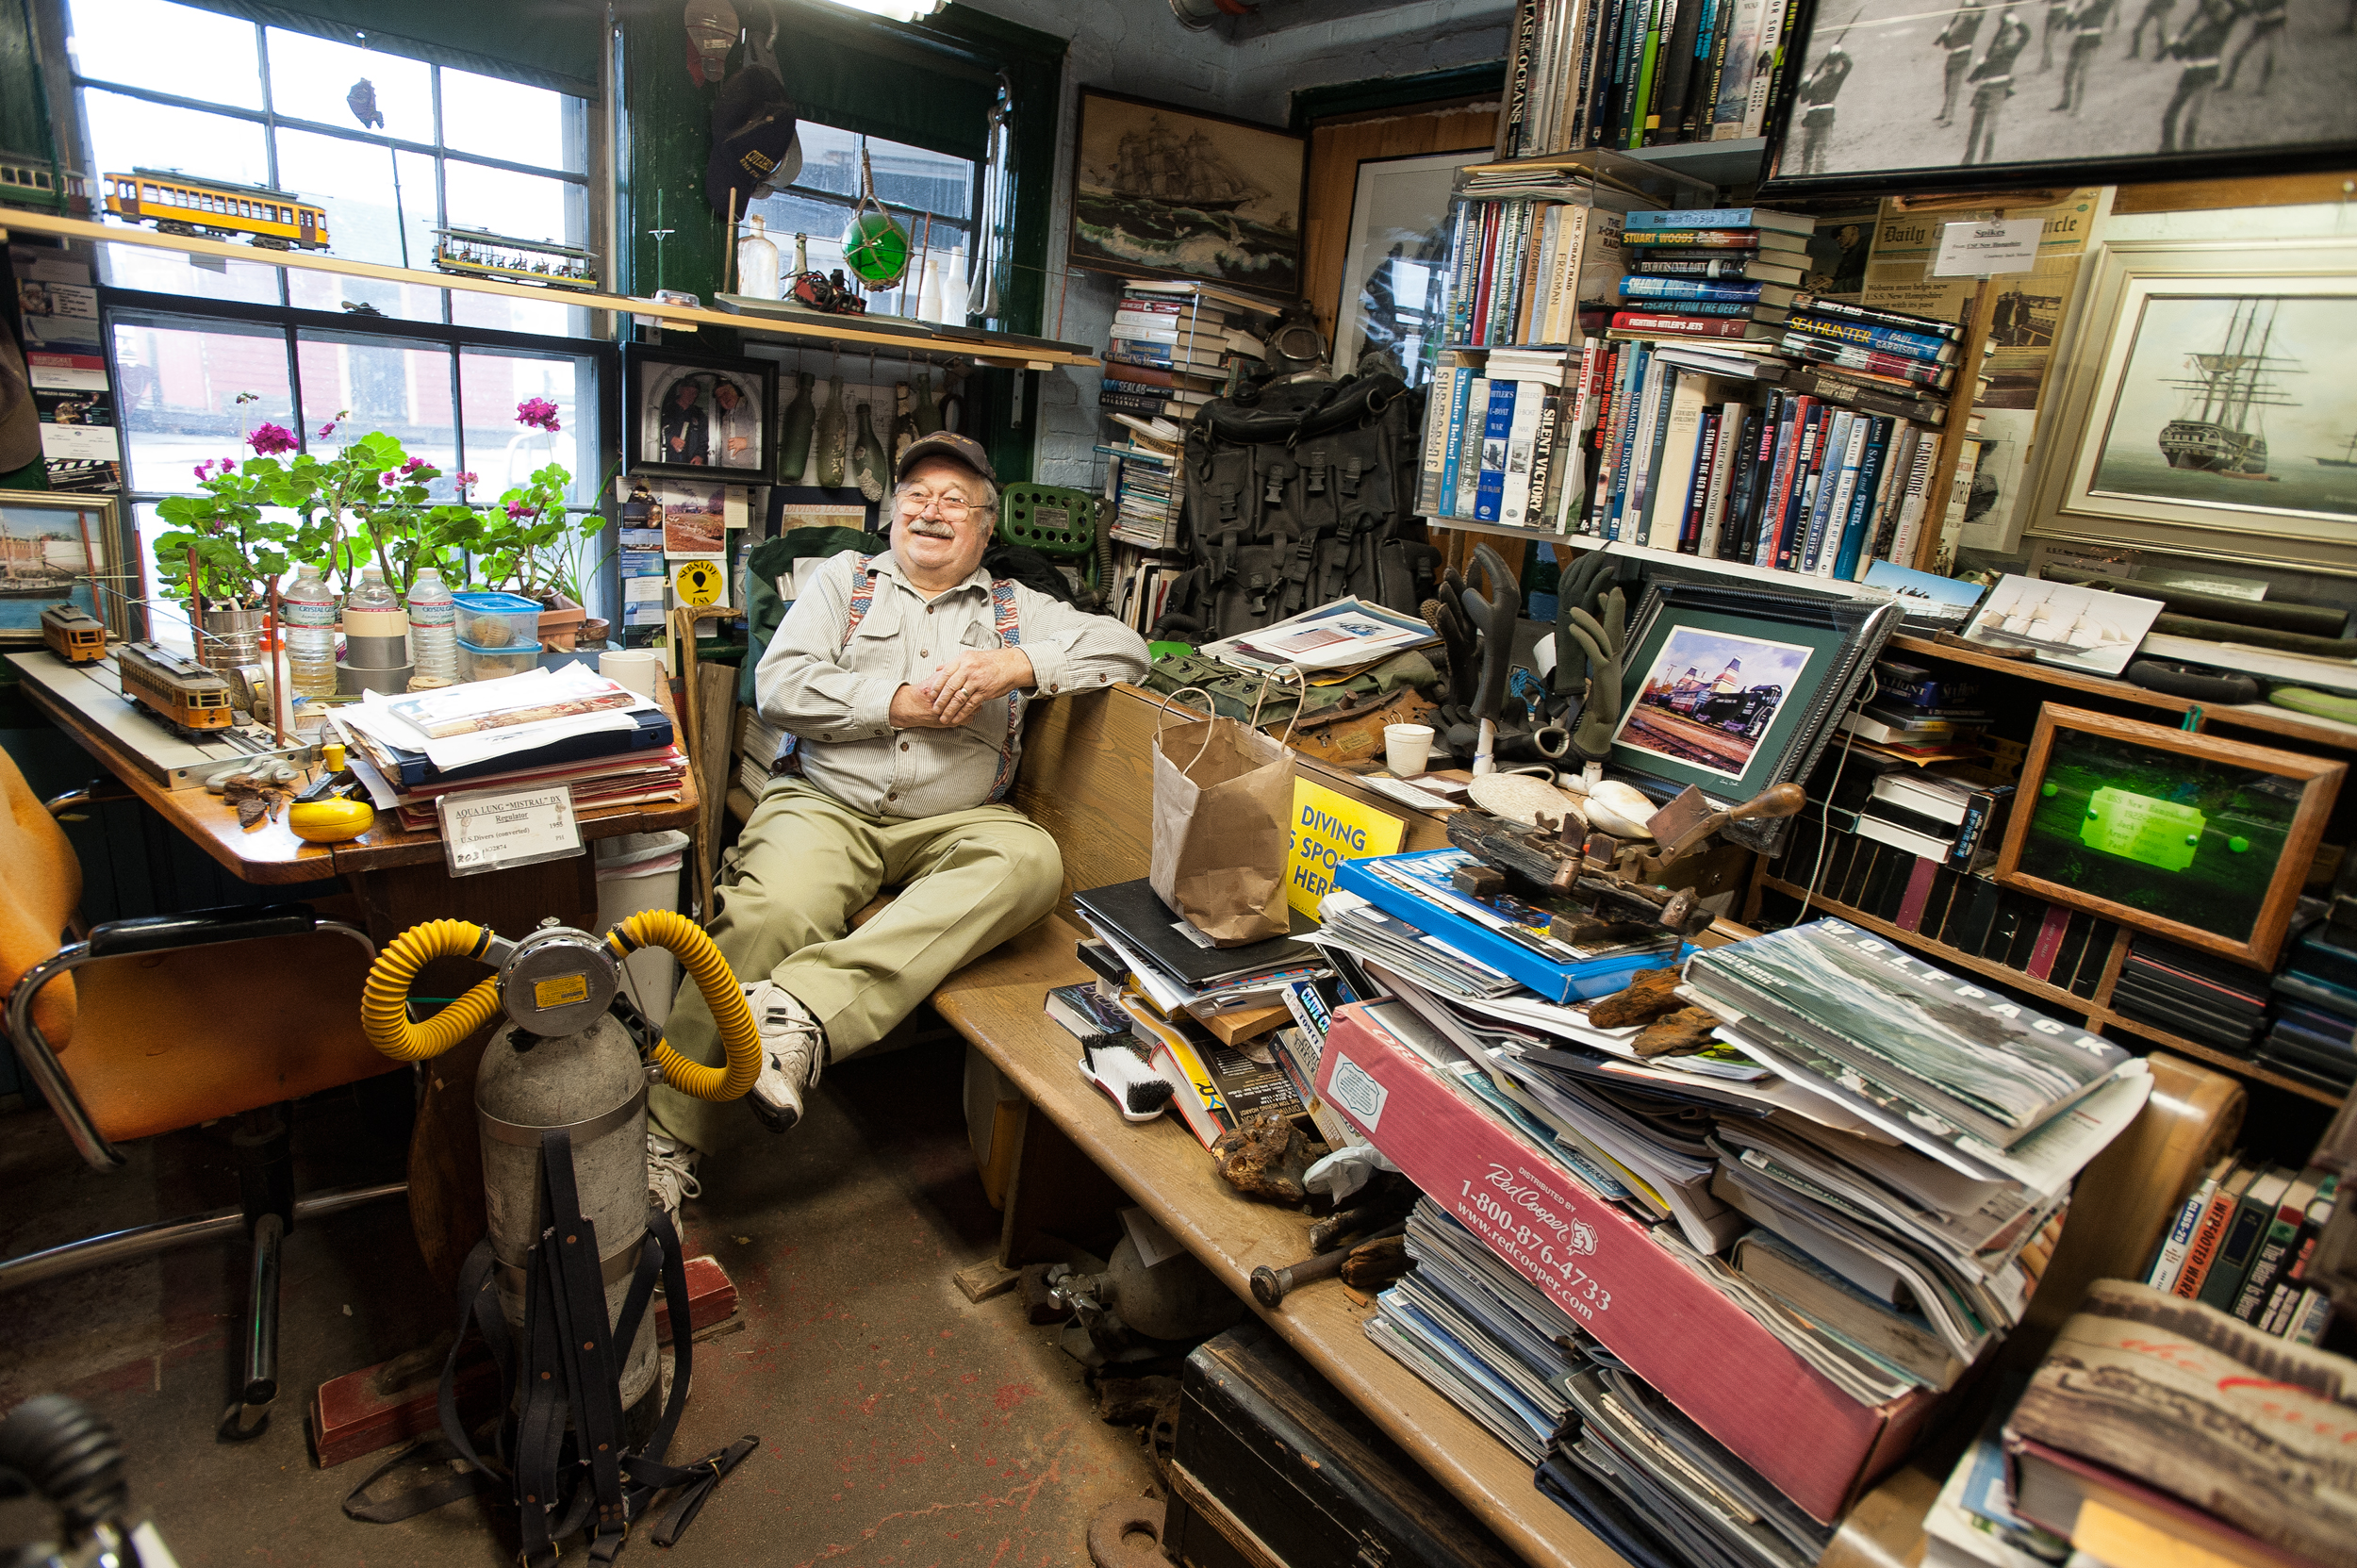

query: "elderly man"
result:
(646, 432), (1150, 1213)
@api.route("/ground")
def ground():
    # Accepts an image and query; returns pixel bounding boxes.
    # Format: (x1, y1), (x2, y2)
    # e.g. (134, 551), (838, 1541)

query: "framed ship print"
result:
(1996, 705), (2343, 970)
(2023, 238), (2357, 575)
(0, 491), (127, 646)
(1067, 89), (1307, 301)
(1756, 0), (2357, 197)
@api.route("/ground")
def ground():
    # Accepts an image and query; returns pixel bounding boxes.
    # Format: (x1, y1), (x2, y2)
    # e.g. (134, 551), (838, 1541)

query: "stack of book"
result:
(1782, 296), (1962, 398)
(1608, 207), (1812, 345)
(1421, 344), (1586, 530)
(1100, 281), (1239, 423)
(1438, 170), (1637, 348)
(2108, 934), (2268, 1053)
(2141, 1154), (2341, 1344)
(1837, 660), (1994, 760)
(1068, 878), (1329, 1148)
(1683, 919), (2154, 1399)
(1492, 0), (1798, 156)
(333, 664), (685, 831)
(2262, 930), (2357, 1094)
(1102, 414), (1182, 553)
(1775, 808), (2122, 999)
(1846, 768), (2010, 867)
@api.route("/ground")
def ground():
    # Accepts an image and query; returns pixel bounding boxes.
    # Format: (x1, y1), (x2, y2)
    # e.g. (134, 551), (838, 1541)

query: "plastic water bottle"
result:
(407, 568), (457, 681)
(282, 565), (339, 699)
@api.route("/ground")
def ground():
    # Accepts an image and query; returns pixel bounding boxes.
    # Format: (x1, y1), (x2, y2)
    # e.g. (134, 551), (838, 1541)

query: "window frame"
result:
(48, 0), (618, 621)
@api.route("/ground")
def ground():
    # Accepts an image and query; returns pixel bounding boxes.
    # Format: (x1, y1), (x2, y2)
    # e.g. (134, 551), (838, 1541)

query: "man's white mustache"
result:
(908, 520), (957, 538)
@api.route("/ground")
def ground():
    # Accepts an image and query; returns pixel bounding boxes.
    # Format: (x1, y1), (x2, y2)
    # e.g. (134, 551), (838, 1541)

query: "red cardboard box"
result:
(1317, 1001), (1937, 1523)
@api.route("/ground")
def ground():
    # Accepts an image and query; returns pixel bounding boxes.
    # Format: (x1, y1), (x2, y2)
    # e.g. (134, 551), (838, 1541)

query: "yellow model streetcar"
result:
(39, 602), (107, 665)
(117, 640), (235, 733)
(102, 169), (329, 252)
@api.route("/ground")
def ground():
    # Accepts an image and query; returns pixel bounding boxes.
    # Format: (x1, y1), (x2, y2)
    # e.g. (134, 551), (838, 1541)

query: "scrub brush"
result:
(1079, 1038), (1176, 1122)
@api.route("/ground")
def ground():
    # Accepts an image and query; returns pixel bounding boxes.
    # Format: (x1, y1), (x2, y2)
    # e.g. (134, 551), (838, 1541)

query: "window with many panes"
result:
(60, 0), (605, 624)
(744, 124), (975, 319)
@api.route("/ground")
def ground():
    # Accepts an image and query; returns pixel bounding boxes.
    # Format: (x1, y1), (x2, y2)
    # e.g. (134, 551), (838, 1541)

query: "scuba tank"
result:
(356, 910), (763, 1559)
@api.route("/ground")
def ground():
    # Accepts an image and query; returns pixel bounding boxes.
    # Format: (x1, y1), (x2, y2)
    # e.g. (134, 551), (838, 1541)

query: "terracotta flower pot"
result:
(537, 604), (587, 652)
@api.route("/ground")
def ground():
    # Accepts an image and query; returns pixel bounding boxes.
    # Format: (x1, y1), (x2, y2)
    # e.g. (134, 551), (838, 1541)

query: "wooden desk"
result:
(936, 918), (1620, 1568)
(13, 646), (701, 1286)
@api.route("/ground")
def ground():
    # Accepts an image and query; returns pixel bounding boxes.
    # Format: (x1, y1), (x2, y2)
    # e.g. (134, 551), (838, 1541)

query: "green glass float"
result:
(840, 145), (911, 288)
(841, 207), (910, 287)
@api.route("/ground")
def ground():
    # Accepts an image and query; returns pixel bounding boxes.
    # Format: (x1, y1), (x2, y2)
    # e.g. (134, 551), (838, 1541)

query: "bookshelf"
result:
(0, 208), (1100, 371)
(1884, 634), (2357, 753)
(1623, 138), (1768, 190)
(1752, 870), (2345, 1107)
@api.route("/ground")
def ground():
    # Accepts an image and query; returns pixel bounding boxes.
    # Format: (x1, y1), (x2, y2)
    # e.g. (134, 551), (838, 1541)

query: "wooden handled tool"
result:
(1250, 1221), (1408, 1308)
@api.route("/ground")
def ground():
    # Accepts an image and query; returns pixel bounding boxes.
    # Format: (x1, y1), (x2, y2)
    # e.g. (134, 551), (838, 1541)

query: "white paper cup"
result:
(599, 650), (665, 697)
(1385, 723), (1436, 777)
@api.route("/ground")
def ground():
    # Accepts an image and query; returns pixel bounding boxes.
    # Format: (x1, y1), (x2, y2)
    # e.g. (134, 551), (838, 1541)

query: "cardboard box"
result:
(1317, 1002), (1938, 1523)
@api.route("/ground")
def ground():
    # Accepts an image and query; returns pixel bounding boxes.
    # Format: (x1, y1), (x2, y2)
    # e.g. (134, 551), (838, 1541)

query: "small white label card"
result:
(1932, 218), (2041, 276)
(437, 782), (584, 877)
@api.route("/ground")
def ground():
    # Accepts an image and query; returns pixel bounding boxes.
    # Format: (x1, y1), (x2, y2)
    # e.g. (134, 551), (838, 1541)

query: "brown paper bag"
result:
(1149, 679), (1302, 948)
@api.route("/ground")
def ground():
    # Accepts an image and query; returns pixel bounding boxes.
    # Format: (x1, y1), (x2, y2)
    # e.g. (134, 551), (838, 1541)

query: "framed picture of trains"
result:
(2024, 238), (2357, 575)
(622, 345), (776, 482)
(0, 492), (127, 648)
(1067, 89), (1308, 301)
(1996, 705), (2344, 970)
(1608, 581), (1901, 853)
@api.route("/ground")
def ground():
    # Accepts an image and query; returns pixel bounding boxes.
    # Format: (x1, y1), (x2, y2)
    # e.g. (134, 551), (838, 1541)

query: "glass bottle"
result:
(738, 214), (781, 301)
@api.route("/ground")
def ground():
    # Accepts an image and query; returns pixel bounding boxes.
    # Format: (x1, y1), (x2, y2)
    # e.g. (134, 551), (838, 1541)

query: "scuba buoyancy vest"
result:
(1151, 372), (1439, 645)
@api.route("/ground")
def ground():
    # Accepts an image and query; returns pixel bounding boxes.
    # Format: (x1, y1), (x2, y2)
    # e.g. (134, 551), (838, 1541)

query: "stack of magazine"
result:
(1679, 918), (2152, 1402)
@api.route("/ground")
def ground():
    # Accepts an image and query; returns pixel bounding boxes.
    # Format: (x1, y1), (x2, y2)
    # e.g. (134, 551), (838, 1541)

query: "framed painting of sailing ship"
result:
(2025, 239), (2357, 575)
(1068, 89), (1307, 301)
(1756, 0), (2357, 197)
(0, 492), (125, 647)
(1996, 705), (2343, 970)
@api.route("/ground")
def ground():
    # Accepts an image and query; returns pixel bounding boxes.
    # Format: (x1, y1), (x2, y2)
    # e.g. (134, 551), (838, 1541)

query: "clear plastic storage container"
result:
(451, 590), (542, 652)
(456, 638), (544, 682)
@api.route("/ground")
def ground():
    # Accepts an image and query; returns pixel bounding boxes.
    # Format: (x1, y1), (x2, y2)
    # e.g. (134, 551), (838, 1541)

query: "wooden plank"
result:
(306, 1254), (739, 1469)
(1913, 277), (1998, 573)
(1303, 107), (1499, 343)
(0, 208), (1102, 368)
(2110, 172), (2357, 215)
(952, 1258), (1022, 1303)
(933, 916), (1624, 1568)
(8, 651), (309, 789)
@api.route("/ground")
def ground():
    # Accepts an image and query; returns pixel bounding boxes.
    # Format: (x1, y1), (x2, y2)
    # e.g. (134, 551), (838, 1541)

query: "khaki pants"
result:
(648, 778), (1063, 1153)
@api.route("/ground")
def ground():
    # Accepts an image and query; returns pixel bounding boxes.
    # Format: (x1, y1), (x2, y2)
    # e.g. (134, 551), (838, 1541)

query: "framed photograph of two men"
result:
(622, 344), (775, 481)
(1756, 0), (2357, 197)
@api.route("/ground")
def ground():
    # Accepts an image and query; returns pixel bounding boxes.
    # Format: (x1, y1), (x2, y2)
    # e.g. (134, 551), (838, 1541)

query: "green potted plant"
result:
(152, 418), (307, 670)
(450, 399), (613, 654)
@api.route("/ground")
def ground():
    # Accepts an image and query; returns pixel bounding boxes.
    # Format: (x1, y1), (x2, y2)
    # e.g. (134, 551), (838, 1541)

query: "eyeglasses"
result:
(898, 489), (974, 520)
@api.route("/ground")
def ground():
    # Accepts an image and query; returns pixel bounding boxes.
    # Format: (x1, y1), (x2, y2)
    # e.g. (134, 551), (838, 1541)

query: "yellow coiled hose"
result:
(358, 910), (763, 1103)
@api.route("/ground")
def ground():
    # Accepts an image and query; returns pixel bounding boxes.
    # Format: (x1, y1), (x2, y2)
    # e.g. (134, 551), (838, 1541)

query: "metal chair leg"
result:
(218, 1213), (283, 1443)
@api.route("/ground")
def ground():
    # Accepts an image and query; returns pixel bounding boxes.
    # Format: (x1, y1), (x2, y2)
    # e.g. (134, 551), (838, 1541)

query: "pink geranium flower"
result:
(248, 422), (298, 455)
(317, 421), (338, 437)
(453, 470), (480, 489)
(517, 397), (562, 434)
(505, 501), (538, 520)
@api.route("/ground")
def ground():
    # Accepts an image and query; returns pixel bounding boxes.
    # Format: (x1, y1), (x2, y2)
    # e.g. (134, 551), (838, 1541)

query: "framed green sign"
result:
(1610, 582), (1900, 854)
(1996, 704), (2345, 970)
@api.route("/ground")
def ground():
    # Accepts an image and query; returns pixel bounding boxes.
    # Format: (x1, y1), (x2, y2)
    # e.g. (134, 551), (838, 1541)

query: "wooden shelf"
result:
(1886, 634), (2357, 752)
(0, 209), (1100, 370)
(1756, 874), (2345, 1107)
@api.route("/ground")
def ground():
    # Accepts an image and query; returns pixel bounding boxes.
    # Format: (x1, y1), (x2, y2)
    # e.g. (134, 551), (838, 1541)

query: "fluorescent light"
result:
(819, 0), (945, 19)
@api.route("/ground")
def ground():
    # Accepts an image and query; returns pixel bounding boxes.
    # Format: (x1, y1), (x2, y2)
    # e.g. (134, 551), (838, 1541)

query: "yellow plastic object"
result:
(357, 909), (762, 1104)
(360, 919), (505, 1063)
(321, 741), (346, 772)
(289, 797), (373, 843)
(607, 908), (763, 1103)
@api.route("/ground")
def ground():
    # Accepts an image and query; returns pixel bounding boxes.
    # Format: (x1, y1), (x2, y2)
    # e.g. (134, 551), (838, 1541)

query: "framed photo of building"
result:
(1756, 0), (2357, 197)
(1611, 582), (1901, 852)
(0, 491), (127, 646)
(2023, 238), (2357, 575)
(1996, 704), (2344, 969)
(1068, 88), (1307, 301)
(623, 344), (775, 481)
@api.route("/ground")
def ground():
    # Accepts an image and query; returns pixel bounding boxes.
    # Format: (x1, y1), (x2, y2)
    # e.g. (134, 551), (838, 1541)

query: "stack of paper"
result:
(1198, 598), (1441, 677)
(334, 664), (685, 828)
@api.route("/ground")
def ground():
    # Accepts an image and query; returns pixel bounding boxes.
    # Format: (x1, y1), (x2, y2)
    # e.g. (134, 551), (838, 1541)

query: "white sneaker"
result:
(743, 980), (825, 1133)
(646, 1129), (701, 1232)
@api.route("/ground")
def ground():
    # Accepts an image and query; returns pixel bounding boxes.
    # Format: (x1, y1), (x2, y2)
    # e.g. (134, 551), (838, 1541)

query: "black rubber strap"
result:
(646, 1436), (761, 1545)
(340, 1436), (489, 1524)
(2124, 658), (2260, 703)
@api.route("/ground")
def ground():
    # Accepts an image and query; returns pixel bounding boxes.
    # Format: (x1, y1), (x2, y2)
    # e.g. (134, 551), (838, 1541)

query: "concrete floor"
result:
(0, 1033), (1158, 1566)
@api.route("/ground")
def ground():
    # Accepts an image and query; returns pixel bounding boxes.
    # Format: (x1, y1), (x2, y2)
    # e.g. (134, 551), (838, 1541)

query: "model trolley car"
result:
(39, 602), (107, 665)
(102, 169), (330, 252)
(432, 227), (600, 290)
(118, 640), (234, 734)
(0, 150), (90, 216)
